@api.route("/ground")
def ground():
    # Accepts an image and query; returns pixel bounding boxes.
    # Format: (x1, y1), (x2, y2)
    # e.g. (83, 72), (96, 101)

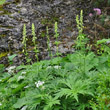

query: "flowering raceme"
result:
(35, 81), (44, 88)
(89, 8), (101, 17)
(93, 8), (101, 15)
(89, 13), (93, 17)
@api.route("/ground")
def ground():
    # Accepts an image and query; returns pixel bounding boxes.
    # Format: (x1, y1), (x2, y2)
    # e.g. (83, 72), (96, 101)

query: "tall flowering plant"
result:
(89, 8), (101, 17)
(89, 8), (101, 41)
(94, 8), (101, 15)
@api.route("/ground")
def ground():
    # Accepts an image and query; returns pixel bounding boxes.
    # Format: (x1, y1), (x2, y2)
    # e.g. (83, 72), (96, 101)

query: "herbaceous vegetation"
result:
(54, 22), (61, 57)
(22, 24), (30, 63)
(46, 26), (53, 59)
(0, 0), (6, 5)
(32, 23), (39, 62)
(0, 8), (110, 110)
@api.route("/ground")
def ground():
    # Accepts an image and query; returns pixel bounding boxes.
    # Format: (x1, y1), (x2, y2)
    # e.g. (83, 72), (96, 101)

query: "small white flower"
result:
(21, 106), (27, 110)
(47, 66), (52, 69)
(54, 66), (61, 69)
(0, 79), (2, 82)
(0, 103), (2, 106)
(8, 69), (13, 73)
(106, 40), (110, 44)
(6, 66), (16, 73)
(47, 66), (61, 69)
(17, 76), (25, 81)
(7, 66), (16, 70)
(35, 81), (44, 88)
(24, 85), (29, 88)
(21, 71), (26, 75)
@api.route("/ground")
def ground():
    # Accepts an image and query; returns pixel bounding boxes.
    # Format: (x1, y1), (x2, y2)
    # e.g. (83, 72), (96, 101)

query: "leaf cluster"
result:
(0, 52), (99, 110)
(1, 46), (110, 110)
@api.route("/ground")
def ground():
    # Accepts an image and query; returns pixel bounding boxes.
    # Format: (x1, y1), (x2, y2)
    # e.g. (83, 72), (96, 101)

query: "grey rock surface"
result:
(0, 0), (91, 64)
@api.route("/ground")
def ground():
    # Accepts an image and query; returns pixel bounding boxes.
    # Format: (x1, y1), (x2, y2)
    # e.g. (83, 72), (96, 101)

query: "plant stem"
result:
(46, 26), (52, 59)
(32, 23), (39, 62)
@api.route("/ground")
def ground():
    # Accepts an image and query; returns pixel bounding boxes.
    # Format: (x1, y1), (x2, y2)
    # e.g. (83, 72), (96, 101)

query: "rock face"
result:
(0, 0), (91, 64)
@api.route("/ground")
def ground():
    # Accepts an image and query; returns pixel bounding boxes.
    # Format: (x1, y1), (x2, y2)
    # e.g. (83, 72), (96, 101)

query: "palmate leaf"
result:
(50, 57), (62, 65)
(64, 63), (75, 71)
(67, 52), (99, 75)
(55, 75), (93, 102)
(76, 102), (90, 110)
(13, 97), (27, 108)
(13, 90), (43, 109)
(55, 88), (79, 102)
(44, 95), (60, 110)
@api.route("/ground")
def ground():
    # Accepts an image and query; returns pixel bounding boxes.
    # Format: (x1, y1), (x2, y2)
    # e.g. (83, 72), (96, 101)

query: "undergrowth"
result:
(0, 10), (110, 110)
(0, 0), (6, 5)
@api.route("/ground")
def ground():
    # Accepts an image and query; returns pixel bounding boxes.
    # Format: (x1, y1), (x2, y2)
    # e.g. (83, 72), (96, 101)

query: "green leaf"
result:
(0, 0), (6, 5)
(0, 64), (4, 74)
(64, 63), (74, 71)
(13, 97), (27, 108)
(12, 83), (27, 94)
(8, 54), (17, 62)
(55, 74), (93, 102)
(54, 41), (61, 45)
(50, 57), (62, 65)
(97, 39), (110, 45)
(44, 95), (60, 110)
